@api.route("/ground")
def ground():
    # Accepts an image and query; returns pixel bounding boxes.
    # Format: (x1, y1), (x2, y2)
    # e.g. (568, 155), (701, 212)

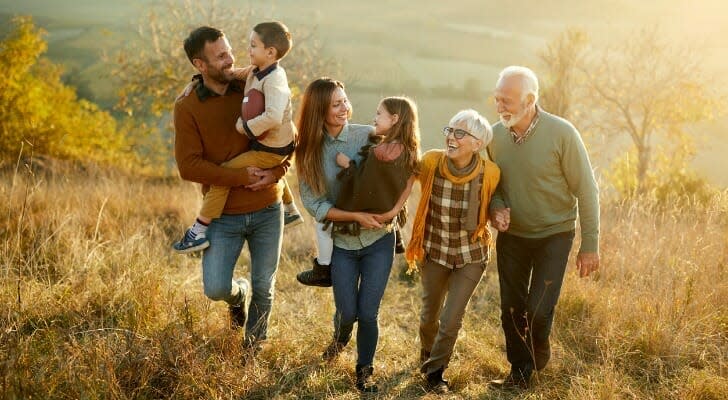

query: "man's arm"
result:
(174, 101), (254, 187)
(561, 126), (600, 254)
(562, 126), (600, 276)
(245, 156), (291, 191)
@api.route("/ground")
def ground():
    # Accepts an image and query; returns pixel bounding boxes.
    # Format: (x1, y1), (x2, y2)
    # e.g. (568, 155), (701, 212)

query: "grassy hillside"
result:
(1, 164), (726, 399)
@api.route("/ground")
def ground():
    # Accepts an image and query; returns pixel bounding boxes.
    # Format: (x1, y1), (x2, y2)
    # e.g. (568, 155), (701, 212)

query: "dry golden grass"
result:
(1, 165), (726, 399)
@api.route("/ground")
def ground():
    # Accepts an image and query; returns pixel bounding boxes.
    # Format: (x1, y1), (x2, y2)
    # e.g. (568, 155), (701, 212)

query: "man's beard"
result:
(499, 102), (529, 129)
(207, 64), (234, 84)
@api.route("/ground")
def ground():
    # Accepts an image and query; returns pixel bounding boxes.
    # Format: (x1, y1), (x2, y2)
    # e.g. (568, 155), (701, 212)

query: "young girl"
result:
(296, 96), (420, 288)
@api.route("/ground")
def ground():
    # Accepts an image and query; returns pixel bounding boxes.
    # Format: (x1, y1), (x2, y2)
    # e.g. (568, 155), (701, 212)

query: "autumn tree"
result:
(539, 27), (723, 197)
(538, 28), (589, 123)
(0, 17), (131, 165)
(579, 28), (721, 194)
(111, 0), (337, 172)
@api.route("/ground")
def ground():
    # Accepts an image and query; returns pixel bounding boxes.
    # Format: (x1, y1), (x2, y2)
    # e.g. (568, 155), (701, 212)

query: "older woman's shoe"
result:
(296, 258), (332, 287)
(426, 367), (449, 394)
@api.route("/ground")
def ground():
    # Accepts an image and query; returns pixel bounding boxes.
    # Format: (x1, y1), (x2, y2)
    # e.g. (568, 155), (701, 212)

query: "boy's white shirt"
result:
(241, 66), (297, 148)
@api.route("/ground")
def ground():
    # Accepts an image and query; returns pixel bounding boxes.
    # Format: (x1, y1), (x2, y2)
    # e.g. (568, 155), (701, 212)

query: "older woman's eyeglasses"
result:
(442, 126), (477, 140)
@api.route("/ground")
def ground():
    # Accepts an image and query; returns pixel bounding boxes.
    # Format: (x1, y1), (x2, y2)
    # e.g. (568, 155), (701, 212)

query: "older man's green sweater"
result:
(488, 110), (600, 253)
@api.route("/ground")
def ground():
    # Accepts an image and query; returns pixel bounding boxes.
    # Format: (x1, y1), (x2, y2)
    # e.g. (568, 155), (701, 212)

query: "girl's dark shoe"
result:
(296, 258), (332, 287)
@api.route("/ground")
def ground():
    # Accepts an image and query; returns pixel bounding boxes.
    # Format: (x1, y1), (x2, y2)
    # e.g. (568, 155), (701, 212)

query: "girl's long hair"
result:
(379, 96), (421, 175)
(295, 78), (348, 196)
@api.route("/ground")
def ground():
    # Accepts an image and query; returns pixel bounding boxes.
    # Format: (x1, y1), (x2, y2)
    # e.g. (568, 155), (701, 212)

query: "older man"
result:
(488, 66), (600, 389)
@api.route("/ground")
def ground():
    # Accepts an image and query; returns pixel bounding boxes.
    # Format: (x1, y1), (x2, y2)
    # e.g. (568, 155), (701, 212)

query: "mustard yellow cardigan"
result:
(405, 150), (501, 272)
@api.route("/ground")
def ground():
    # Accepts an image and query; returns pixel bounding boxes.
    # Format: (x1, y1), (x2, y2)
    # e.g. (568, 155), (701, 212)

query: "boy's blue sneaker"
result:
(284, 211), (304, 227)
(172, 228), (210, 254)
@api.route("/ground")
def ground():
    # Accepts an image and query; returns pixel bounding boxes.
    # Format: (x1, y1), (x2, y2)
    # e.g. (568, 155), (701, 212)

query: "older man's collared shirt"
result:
(299, 123), (390, 250)
(510, 106), (541, 145)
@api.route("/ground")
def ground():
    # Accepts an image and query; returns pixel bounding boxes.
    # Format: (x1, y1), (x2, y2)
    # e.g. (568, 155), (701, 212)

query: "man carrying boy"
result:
(174, 26), (287, 349)
(173, 21), (301, 254)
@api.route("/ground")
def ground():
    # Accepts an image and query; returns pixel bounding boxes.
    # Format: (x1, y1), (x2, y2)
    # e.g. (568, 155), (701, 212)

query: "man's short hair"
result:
(184, 26), (225, 64)
(497, 66), (540, 104)
(253, 21), (292, 60)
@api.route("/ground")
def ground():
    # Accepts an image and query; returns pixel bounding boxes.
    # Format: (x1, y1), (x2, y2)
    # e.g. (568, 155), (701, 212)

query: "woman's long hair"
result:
(295, 78), (348, 196)
(379, 96), (421, 175)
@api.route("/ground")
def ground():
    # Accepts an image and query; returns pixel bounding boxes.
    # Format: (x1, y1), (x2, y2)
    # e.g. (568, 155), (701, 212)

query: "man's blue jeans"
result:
(202, 202), (283, 341)
(496, 230), (575, 373)
(331, 232), (395, 367)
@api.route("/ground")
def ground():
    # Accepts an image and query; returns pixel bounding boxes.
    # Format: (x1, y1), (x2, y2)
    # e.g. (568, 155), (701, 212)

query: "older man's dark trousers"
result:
(496, 230), (575, 373)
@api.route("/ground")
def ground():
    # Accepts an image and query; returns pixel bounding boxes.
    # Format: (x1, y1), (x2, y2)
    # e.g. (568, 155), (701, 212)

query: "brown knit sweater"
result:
(174, 78), (288, 214)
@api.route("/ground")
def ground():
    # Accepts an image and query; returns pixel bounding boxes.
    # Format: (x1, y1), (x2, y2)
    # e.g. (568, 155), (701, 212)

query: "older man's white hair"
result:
(449, 109), (493, 146)
(497, 66), (539, 104)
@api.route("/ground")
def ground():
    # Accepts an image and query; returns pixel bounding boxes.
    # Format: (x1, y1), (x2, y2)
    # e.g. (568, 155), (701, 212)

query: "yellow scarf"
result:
(405, 150), (501, 273)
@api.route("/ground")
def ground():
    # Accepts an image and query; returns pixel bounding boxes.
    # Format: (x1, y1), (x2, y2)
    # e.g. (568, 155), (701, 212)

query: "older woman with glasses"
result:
(405, 109), (500, 394)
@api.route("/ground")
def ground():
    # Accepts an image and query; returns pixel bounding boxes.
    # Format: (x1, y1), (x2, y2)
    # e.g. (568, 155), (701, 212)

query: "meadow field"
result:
(1, 1), (728, 398)
(1, 162), (726, 399)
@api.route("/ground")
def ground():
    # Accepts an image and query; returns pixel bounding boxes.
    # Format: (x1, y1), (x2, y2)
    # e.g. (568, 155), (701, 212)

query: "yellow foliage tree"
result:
(579, 28), (722, 194)
(0, 17), (132, 166)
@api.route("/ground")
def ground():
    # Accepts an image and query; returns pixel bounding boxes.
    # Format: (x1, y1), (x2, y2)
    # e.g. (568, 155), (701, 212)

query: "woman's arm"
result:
(325, 208), (383, 229)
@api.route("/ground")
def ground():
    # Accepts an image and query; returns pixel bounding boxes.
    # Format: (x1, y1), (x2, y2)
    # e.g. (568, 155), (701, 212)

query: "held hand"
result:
(355, 212), (383, 229)
(576, 252), (600, 278)
(374, 211), (395, 224)
(490, 207), (511, 232)
(244, 167), (277, 191)
(336, 152), (351, 168)
(175, 79), (199, 101)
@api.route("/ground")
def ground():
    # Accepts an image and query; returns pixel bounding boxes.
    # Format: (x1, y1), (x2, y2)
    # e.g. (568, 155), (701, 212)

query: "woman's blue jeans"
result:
(330, 232), (395, 367)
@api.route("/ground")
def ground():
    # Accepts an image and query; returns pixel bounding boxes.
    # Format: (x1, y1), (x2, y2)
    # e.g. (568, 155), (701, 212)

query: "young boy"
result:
(174, 21), (302, 254)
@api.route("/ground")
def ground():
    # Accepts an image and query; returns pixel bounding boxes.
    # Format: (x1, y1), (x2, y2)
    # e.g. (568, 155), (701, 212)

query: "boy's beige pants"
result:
(200, 150), (293, 219)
